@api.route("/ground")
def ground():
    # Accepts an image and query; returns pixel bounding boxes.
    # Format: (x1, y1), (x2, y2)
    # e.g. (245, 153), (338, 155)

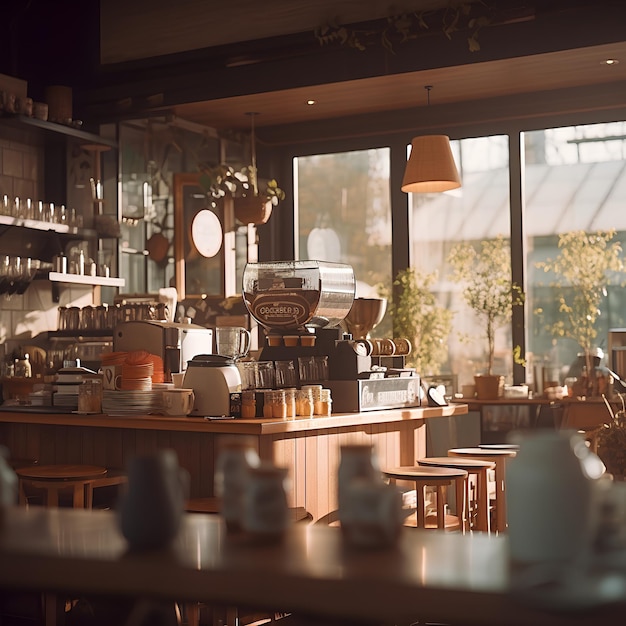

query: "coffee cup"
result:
(171, 372), (185, 389)
(101, 364), (122, 390)
(162, 388), (195, 416)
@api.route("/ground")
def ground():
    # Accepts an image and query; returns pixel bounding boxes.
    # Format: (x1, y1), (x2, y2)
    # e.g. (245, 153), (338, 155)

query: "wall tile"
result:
(2, 148), (23, 178)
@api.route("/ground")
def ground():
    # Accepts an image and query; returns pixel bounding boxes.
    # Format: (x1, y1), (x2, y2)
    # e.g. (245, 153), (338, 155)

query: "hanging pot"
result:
(145, 232), (170, 264)
(234, 195), (273, 225)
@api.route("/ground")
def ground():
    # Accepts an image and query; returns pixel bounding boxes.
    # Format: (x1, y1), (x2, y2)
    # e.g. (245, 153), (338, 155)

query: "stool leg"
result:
(415, 483), (426, 528)
(46, 486), (60, 508)
(18, 479), (28, 506)
(72, 484), (85, 508)
(475, 469), (490, 532)
(455, 477), (467, 532)
(435, 485), (446, 529)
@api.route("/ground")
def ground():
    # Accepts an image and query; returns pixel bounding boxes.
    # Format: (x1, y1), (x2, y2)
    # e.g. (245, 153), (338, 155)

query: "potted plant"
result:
(448, 235), (524, 399)
(536, 229), (625, 397)
(198, 163), (285, 225)
(389, 267), (453, 375)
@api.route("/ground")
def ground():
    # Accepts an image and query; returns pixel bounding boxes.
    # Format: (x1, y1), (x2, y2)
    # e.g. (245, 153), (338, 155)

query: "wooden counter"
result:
(1, 506), (623, 626)
(0, 404), (467, 521)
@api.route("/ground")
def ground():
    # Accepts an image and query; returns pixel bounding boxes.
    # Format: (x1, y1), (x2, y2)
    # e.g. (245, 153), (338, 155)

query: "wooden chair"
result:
(383, 465), (468, 531)
(417, 456), (496, 532)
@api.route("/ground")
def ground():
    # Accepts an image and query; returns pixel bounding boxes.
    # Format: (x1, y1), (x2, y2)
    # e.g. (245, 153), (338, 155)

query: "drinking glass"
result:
(215, 326), (251, 361)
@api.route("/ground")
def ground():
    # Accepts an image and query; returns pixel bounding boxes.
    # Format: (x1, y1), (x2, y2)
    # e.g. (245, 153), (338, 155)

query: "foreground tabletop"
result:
(0, 507), (625, 626)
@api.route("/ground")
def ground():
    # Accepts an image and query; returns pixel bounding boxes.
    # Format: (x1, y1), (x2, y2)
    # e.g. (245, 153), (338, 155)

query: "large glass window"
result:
(294, 149), (393, 334)
(410, 136), (511, 386)
(525, 122), (626, 386)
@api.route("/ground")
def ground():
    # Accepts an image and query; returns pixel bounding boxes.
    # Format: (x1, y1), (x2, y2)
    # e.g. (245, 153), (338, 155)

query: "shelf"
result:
(0, 214), (97, 238)
(48, 272), (125, 288)
(0, 115), (117, 149)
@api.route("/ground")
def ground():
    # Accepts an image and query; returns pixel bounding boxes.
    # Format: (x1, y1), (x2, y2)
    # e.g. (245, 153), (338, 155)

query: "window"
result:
(294, 149), (393, 335)
(410, 135), (511, 385)
(524, 122), (626, 386)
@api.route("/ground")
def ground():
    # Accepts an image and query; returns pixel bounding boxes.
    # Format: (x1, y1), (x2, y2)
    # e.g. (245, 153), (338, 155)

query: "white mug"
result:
(162, 389), (195, 416)
(216, 326), (251, 360)
(101, 364), (122, 391)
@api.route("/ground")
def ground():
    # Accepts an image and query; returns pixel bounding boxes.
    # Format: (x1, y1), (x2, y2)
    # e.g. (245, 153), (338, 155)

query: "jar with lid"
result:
(316, 388), (332, 417)
(241, 463), (290, 543)
(272, 389), (287, 419)
(284, 388), (296, 419)
(263, 391), (275, 418)
(214, 439), (261, 532)
(14, 354), (31, 378)
(241, 391), (257, 418)
(296, 389), (313, 417)
(78, 378), (102, 413)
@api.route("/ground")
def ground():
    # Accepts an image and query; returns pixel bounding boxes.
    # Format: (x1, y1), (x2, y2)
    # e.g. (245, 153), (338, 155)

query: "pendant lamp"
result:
(401, 87), (461, 194)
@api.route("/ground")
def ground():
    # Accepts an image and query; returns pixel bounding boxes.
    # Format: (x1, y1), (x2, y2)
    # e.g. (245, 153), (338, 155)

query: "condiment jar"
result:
(241, 463), (290, 543)
(315, 388), (332, 417)
(296, 389), (313, 417)
(241, 391), (257, 418)
(272, 389), (287, 419)
(214, 441), (260, 532)
(78, 378), (102, 413)
(284, 388), (296, 419)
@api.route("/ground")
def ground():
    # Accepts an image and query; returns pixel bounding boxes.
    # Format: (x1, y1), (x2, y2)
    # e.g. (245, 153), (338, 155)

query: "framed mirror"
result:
(174, 172), (227, 301)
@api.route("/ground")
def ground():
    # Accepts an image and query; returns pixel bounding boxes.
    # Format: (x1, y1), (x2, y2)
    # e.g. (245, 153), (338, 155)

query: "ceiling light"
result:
(604, 58), (619, 65)
(402, 135), (461, 193)
(306, 100), (316, 105)
(401, 86), (461, 194)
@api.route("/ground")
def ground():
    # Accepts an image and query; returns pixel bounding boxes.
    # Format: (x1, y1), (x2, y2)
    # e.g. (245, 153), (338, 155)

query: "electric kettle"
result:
(183, 354), (241, 417)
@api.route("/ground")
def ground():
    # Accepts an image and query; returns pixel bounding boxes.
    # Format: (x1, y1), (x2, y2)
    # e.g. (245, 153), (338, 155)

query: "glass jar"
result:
(296, 389), (313, 417)
(78, 378), (102, 413)
(263, 391), (275, 418)
(316, 388), (332, 417)
(241, 391), (257, 418)
(284, 388), (296, 419)
(272, 389), (287, 419)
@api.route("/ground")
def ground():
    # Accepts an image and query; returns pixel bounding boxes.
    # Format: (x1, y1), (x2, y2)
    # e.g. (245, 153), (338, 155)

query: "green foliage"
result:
(390, 268), (453, 375)
(314, 3), (492, 54)
(198, 163), (284, 205)
(448, 236), (524, 375)
(535, 230), (625, 352)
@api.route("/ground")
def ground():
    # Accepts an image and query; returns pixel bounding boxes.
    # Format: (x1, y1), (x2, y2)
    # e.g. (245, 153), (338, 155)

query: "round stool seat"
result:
(16, 464), (108, 509)
(16, 464), (107, 481)
(448, 447), (517, 533)
(418, 457), (496, 532)
(384, 466), (468, 531)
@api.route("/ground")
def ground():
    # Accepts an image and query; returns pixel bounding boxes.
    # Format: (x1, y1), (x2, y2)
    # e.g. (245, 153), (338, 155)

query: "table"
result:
(0, 507), (624, 626)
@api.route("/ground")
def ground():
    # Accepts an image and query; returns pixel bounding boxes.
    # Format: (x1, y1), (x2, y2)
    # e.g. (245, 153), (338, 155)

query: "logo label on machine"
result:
(251, 294), (311, 327)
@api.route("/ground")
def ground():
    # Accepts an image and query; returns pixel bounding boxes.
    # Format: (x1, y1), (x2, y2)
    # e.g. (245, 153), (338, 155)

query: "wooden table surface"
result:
(0, 506), (624, 626)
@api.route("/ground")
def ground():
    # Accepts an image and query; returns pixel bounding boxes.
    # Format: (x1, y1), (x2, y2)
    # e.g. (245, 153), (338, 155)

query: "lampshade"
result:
(401, 134), (461, 193)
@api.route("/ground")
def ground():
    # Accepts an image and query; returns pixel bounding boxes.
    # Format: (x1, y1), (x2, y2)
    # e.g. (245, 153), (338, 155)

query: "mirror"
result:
(174, 172), (226, 300)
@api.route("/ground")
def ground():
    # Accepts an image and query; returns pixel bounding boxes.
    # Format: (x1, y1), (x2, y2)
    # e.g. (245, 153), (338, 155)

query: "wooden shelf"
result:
(0, 114), (117, 148)
(48, 272), (125, 288)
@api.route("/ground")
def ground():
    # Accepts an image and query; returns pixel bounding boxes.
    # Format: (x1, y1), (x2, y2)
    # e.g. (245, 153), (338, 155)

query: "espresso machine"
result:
(242, 261), (420, 412)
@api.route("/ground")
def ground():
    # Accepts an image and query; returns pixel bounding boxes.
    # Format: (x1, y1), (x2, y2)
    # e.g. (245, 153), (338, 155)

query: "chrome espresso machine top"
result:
(242, 261), (420, 412)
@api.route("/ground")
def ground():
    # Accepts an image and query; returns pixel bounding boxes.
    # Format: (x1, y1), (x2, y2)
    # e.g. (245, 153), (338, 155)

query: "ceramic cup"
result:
(101, 364), (123, 390)
(171, 372), (185, 389)
(162, 388), (195, 416)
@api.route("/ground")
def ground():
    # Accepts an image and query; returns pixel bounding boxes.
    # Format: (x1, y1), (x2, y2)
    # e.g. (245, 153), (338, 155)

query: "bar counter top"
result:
(0, 404), (466, 520)
(0, 402), (467, 433)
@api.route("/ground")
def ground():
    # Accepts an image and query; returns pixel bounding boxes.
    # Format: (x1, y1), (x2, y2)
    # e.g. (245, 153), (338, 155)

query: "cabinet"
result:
(0, 115), (124, 298)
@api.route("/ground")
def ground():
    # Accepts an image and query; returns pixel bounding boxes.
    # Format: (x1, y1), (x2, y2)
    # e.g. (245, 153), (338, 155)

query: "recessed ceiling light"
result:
(604, 58), (619, 65)
(306, 100), (316, 106)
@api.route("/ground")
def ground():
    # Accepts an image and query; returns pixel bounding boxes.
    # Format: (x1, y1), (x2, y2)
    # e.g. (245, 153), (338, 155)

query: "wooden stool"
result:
(16, 464), (108, 509)
(417, 456), (496, 532)
(448, 447), (517, 533)
(383, 466), (468, 531)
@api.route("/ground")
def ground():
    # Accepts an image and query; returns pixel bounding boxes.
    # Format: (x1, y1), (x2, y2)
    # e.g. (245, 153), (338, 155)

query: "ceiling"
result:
(170, 41), (626, 132)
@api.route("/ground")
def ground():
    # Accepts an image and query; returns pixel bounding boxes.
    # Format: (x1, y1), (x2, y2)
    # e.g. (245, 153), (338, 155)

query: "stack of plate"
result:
(102, 390), (163, 416)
